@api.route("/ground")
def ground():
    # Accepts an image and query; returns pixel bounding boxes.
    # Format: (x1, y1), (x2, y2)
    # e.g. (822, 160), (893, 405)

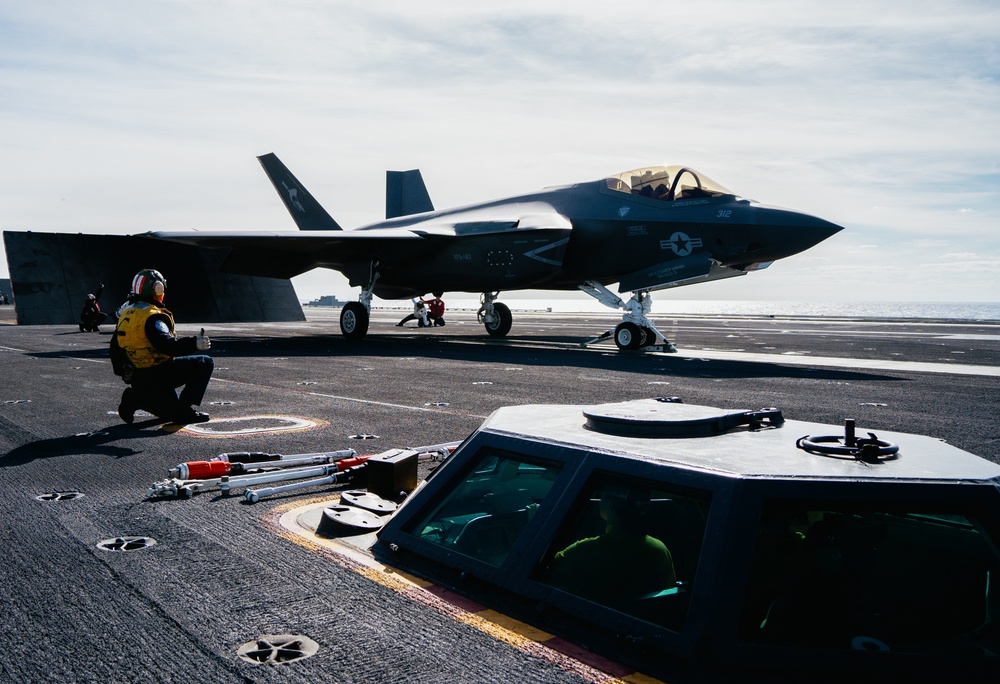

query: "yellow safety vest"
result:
(115, 301), (175, 369)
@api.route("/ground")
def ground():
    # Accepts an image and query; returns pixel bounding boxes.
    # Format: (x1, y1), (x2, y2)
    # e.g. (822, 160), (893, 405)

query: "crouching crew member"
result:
(426, 292), (446, 326)
(79, 283), (107, 332)
(112, 269), (213, 424)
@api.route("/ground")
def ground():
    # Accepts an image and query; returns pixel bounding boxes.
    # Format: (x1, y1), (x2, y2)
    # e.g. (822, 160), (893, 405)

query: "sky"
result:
(1, 1), (998, 304)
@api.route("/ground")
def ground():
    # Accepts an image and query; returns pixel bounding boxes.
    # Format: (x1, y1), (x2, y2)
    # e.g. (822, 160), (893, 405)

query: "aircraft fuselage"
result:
(147, 156), (843, 348)
(344, 180), (840, 299)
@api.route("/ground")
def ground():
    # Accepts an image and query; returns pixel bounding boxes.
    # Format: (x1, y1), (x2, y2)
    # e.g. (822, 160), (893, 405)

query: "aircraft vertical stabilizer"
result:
(386, 170), (434, 219)
(257, 153), (343, 231)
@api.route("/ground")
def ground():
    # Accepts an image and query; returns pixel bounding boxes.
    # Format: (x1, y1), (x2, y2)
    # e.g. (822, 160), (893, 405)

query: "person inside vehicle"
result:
(112, 269), (213, 424)
(549, 487), (676, 604)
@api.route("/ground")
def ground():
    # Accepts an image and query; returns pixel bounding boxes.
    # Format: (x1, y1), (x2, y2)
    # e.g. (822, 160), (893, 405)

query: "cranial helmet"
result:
(132, 269), (166, 302)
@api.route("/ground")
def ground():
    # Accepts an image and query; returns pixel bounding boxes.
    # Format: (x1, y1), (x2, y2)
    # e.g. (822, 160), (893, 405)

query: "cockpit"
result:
(605, 165), (735, 201)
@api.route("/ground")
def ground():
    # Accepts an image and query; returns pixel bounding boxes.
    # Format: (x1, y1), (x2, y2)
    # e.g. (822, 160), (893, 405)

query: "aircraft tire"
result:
(484, 302), (512, 337)
(340, 302), (370, 341)
(640, 326), (657, 347)
(614, 322), (643, 350)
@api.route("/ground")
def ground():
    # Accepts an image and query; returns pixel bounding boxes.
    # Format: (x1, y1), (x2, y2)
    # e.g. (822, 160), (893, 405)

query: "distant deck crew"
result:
(79, 283), (107, 332)
(397, 294), (446, 328)
(396, 298), (430, 327)
(112, 269), (213, 424)
(426, 293), (446, 326)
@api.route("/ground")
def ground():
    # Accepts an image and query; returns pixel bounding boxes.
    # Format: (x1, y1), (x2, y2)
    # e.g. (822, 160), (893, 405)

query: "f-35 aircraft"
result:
(151, 154), (842, 351)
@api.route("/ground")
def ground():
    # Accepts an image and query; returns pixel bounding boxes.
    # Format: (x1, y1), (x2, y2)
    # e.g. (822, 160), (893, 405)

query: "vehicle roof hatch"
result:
(583, 398), (784, 438)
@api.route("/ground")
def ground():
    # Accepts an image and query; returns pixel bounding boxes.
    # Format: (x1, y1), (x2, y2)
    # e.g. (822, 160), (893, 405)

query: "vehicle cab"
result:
(372, 399), (1000, 682)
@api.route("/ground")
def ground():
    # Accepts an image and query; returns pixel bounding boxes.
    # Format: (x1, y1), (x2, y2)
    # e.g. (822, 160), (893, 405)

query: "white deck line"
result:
(671, 348), (1000, 377)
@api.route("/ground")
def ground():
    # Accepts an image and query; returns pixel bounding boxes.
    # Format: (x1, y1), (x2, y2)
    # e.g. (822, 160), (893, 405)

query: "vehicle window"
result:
(740, 503), (1000, 657)
(533, 474), (711, 631)
(407, 449), (562, 567)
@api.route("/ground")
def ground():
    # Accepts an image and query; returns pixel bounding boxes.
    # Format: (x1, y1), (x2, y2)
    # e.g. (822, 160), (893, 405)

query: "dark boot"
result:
(172, 407), (210, 424)
(117, 388), (137, 424)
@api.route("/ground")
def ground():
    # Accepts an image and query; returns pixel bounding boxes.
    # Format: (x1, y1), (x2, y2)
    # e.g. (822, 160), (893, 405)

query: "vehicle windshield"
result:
(407, 449), (563, 567)
(740, 502), (1000, 656)
(605, 166), (734, 201)
(533, 473), (711, 631)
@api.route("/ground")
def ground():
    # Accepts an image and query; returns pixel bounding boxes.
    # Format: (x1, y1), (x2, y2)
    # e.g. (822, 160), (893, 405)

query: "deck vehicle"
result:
(360, 399), (1000, 682)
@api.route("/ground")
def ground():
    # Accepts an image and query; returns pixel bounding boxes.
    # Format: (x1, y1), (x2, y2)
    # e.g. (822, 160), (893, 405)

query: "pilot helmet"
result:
(132, 269), (167, 303)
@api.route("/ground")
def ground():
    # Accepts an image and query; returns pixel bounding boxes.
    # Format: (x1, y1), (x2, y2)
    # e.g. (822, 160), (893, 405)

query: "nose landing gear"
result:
(578, 281), (676, 353)
(613, 321), (649, 351)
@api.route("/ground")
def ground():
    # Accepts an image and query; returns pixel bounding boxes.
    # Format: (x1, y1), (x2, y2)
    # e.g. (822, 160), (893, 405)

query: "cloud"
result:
(1, 0), (998, 304)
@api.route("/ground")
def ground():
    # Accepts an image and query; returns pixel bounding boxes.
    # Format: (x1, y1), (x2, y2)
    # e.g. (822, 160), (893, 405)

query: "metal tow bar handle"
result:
(245, 473), (343, 503)
(220, 462), (352, 495)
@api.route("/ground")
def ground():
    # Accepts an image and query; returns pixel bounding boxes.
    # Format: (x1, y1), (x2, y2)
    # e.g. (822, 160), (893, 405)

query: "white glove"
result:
(195, 328), (211, 351)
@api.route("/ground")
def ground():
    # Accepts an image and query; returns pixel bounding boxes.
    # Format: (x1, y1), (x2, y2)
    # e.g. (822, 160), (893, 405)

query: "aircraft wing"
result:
(2, 230), (305, 324)
(148, 228), (425, 245)
(146, 229), (427, 279)
(408, 213), (572, 237)
(147, 213), (572, 279)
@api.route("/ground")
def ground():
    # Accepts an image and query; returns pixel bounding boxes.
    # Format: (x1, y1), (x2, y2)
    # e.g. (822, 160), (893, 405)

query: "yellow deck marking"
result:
(465, 609), (555, 643)
(266, 498), (666, 684)
(180, 414), (326, 437)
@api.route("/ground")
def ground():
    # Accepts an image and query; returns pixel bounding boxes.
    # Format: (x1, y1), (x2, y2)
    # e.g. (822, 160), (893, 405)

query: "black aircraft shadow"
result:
(52, 330), (114, 337)
(191, 332), (907, 384)
(0, 420), (169, 468)
(26, 328), (907, 383)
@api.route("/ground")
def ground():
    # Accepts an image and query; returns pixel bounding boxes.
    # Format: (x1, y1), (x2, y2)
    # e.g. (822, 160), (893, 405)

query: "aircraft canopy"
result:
(605, 165), (734, 201)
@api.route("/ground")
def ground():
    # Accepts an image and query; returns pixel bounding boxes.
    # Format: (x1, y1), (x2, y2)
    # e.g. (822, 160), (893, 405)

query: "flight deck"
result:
(1, 304), (997, 683)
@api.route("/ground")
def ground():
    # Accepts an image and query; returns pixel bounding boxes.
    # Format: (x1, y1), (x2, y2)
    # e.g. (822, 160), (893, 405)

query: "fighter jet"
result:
(149, 154), (843, 351)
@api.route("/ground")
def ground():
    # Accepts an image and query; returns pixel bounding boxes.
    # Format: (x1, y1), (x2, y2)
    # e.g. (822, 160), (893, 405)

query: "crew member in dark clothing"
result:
(79, 283), (107, 332)
(112, 269), (213, 424)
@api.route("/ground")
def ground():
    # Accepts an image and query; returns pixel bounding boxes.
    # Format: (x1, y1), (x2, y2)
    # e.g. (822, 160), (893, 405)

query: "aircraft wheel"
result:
(340, 302), (370, 340)
(614, 322), (643, 350)
(484, 302), (512, 337)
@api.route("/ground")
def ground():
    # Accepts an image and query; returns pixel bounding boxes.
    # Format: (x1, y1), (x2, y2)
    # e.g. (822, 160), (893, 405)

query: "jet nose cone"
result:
(753, 205), (843, 258)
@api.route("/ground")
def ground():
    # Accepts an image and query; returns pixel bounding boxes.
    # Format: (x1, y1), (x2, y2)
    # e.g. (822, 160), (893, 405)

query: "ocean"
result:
(379, 299), (1000, 322)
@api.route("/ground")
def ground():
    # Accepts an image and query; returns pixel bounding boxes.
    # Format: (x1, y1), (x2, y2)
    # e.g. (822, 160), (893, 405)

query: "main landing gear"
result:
(578, 281), (677, 353)
(478, 292), (512, 338)
(340, 264), (380, 341)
